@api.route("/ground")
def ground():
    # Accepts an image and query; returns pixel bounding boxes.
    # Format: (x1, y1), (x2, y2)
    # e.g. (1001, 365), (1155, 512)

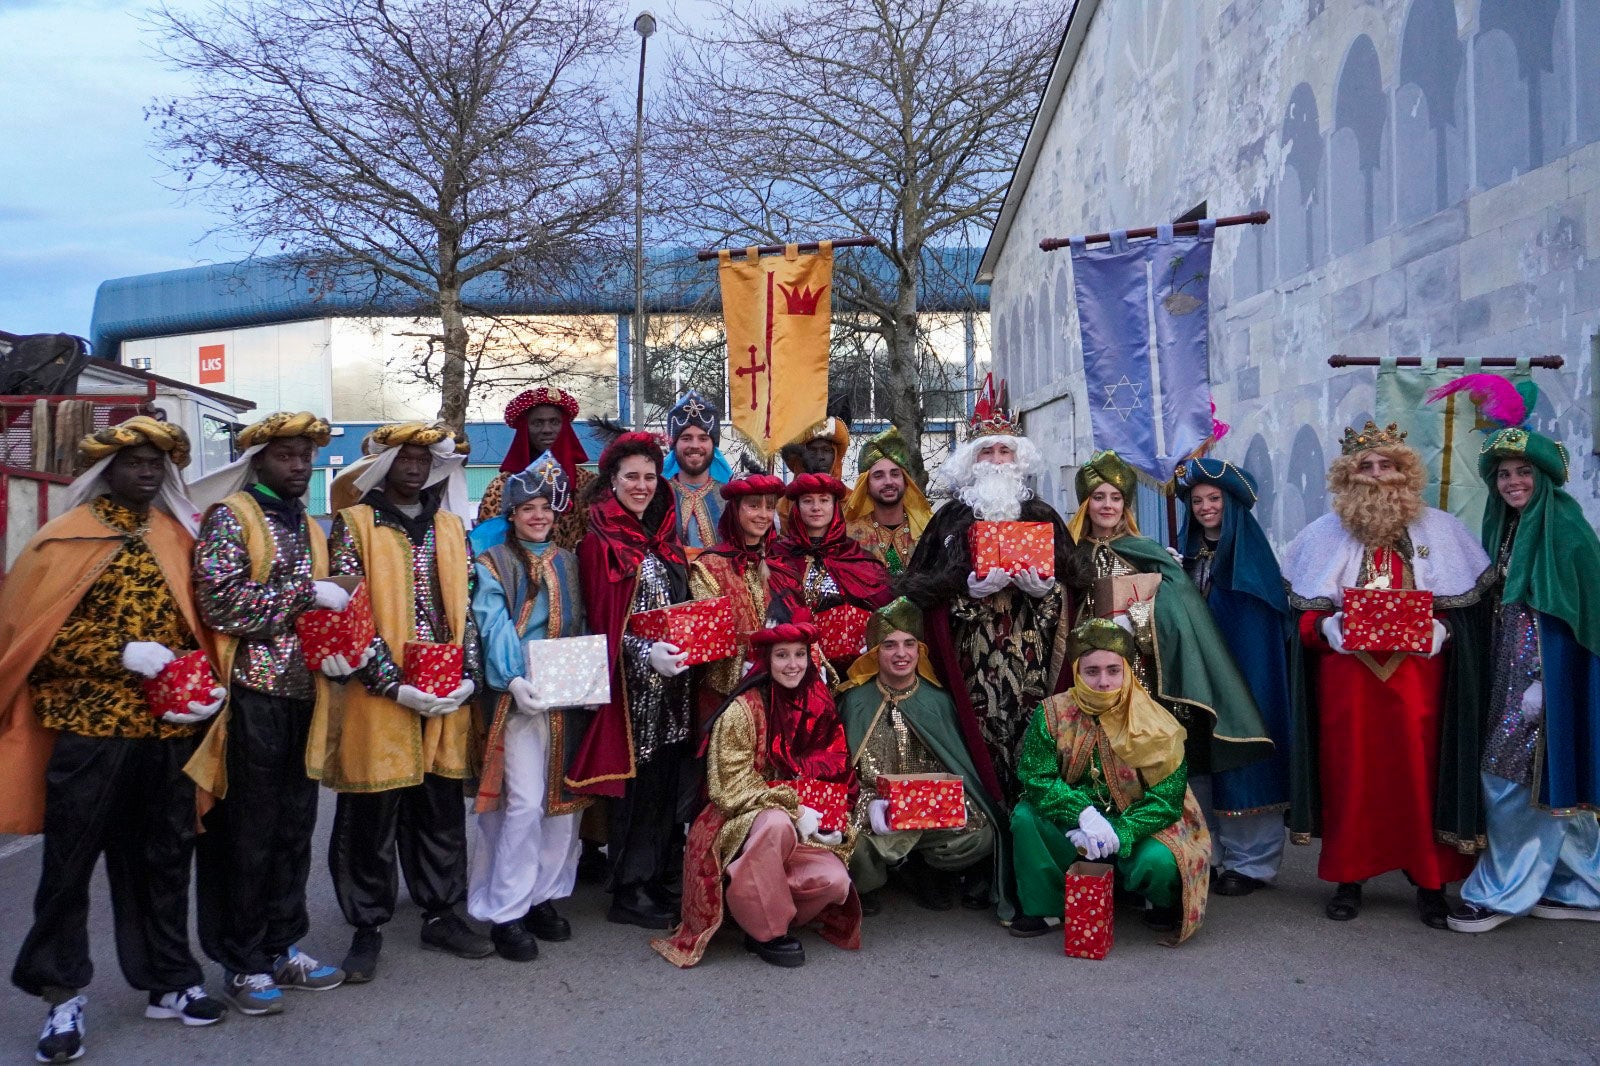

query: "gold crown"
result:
(1340, 420), (1408, 455)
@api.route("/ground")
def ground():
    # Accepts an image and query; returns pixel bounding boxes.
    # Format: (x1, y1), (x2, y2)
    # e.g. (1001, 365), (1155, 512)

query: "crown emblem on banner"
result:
(1340, 420), (1408, 455)
(969, 372), (1020, 438)
(779, 282), (827, 316)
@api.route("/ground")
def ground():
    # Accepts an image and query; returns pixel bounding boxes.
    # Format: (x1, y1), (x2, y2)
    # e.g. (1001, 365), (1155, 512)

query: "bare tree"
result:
(652, 0), (1061, 482)
(147, 0), (630, 430)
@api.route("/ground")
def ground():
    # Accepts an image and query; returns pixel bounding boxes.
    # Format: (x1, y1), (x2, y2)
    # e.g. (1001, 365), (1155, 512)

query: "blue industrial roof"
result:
(90, 246), (989, 358)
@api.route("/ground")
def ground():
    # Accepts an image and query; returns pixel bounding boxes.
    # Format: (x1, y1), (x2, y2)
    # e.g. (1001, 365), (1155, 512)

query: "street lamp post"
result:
(631, 10), (656, 429)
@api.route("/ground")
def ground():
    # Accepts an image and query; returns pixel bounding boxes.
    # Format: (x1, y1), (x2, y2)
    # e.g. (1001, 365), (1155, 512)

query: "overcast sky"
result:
(0, 0), (702, 343)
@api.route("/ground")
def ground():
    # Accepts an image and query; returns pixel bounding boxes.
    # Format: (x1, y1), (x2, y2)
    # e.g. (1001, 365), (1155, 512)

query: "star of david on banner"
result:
(1069, 221), (1216, 484)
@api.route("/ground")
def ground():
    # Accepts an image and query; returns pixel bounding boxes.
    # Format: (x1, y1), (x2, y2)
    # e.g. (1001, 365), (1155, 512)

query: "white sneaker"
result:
(35, 995), (85, 1063)
(145, 985), (227, 1026)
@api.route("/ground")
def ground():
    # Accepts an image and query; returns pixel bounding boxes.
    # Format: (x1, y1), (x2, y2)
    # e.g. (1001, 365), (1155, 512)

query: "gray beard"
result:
(957, 462), (1028, 521)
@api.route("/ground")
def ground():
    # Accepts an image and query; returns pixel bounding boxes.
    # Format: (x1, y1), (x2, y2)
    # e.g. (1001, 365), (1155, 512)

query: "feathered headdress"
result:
(1426, 373), (1567, 485)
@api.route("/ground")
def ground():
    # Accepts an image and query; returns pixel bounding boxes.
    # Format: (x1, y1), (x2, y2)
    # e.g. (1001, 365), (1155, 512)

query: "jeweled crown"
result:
(1340, 420), (1408, 456)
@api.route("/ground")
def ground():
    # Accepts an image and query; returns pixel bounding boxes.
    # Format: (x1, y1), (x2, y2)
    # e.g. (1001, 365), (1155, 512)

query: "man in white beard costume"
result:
(904, 377), (1078, 812)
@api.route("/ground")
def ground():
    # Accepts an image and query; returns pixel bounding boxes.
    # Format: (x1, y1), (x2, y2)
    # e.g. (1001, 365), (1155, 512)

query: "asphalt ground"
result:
(0, 793), (1595, 1065)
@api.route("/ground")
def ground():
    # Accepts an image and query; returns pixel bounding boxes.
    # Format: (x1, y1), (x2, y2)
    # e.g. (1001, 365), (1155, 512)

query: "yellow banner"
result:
(719, 242), (832, 458)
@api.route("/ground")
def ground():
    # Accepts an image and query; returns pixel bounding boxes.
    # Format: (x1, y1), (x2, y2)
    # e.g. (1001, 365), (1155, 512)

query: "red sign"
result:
(198, 344), (226, 384)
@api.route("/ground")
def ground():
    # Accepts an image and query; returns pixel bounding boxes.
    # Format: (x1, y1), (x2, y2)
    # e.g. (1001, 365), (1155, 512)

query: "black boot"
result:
(743, 933), (805, 967)
(342, 926), (382, 984)
(421, 911), (495, 958)
(523, 900), (573, 942)
(896, 853), (957, 911)
(1324, 881), (1363, 921)
(576, 840), (607, 885)
(1416, 887), (1449, 929)
(490, 920), (539, 962)
(607, 884), (675, 930)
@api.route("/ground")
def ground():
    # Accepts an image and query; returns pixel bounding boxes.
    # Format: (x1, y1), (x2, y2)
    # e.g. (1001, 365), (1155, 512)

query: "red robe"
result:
(1299, 548), (1476, 887)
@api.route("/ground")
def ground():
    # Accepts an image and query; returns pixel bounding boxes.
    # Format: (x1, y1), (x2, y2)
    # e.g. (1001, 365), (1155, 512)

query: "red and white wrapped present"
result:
(1062, 860), (1115, 960)
(768, 777), (850, 834)
(142, 649), (220, 719)
(1342, 586), (1434, 653)
(969, 521), (1055, 578)
(628, 597), (736, 666)
(878, 772), (966, 831)
(295, 581), (376, 669)
(817, 605), (871, 661)
(403, 641), (465, 698)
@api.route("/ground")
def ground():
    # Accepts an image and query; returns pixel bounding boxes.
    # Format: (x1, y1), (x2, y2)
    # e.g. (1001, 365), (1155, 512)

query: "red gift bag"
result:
(878, 772), (966, 830)
(628, 597), (737, 666)
(1342, 586), (1434, 653)
(403, 641), (465, 698)
(817, 605), (871, 661)
(768, 778), (849, 834)
(969, 521), (1055, 578)
(142, 649), (220, 718)
(1062, 861), (1115, 960)
(295, 581), (376, 668)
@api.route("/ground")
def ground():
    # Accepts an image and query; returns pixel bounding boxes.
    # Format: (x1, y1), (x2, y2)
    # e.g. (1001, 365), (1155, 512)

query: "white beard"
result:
(957, 461), (1029, 521)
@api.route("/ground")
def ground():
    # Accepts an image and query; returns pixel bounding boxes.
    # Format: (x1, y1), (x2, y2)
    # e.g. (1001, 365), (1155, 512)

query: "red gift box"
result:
(142, 649), (220, 719)
(818, 605), (871, 661)
(768, 777), (849, 834)
(969, 521), (1055, 579)
(1342, 586), (1435, 653)
(878, 772), (966, 831)
(403, 641), (465, 698)
(628, 597), (737, 666)
(295, 582), (376, 669)
(1062, 861), (1115, 960)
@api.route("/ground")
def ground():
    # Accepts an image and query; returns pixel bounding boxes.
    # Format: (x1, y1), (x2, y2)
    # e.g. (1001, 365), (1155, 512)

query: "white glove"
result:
(1426, 619), (1448, 659)
(396, 684), (449, 715)
(647, 641), (689, 677)
(1166, 546), (1183, 564)
(1078, 805), (1119, 859)
(1067, 827), (1093, 855)
(1521, 680), (1544, 723)
(812, 829), (843, 847)
(509, 676), (547, 715)
(122, 641), (176, 679)
(313, 580), (352, 611)
(795, 805), (821, 841)
(319, 646), (375, 678)
(425, 679), (475, 715)
(1320, 612), (1350, 654)
(161, 686), (226, 725)
(868, 798), (893, 835)
(1011, 566), (1056, 598)
(966, 568), (1011, 598)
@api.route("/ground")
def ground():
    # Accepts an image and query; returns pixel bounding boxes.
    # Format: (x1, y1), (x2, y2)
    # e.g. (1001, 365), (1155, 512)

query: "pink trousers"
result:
(724, 808), (851, 941)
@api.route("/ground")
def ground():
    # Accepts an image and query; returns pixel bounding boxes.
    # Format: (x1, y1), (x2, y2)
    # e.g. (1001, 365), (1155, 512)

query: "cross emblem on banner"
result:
(736, 344), (768, 411)
(1102, 375), (1145, 421)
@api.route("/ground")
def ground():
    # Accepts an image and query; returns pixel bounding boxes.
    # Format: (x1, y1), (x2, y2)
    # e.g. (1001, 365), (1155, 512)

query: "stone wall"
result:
(989, 0), (1600, 541)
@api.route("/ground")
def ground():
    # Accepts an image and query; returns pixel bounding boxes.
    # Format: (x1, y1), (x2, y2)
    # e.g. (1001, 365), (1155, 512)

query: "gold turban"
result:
(1068, 450), (1141, 542)
(368, 420), (456, 450)
(237, 411), (333, 450)
(78, 415), (192, 470)
(1068, 617), (1138, 664)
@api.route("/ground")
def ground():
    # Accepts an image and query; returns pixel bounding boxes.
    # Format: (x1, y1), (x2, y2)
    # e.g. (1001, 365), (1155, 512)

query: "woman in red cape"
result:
(652, 610), (861, 968)
(566, 432), (694, 930)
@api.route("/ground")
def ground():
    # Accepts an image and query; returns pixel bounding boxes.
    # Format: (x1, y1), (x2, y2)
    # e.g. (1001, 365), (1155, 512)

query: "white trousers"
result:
(467, 711), (582, 925)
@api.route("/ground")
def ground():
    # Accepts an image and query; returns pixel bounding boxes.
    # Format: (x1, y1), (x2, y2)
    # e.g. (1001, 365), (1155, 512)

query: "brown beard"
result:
(1331, 472), (1423, 548)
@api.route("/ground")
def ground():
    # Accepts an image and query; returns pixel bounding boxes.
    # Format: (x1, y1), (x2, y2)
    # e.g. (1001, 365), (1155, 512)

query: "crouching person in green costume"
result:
(837, 599), (1005, 917)
(1010, 619), (1212, 944)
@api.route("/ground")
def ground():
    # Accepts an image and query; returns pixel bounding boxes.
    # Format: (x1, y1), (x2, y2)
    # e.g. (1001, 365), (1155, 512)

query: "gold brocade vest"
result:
(184, 491), (331, 805)
(316, 504), (472, 792)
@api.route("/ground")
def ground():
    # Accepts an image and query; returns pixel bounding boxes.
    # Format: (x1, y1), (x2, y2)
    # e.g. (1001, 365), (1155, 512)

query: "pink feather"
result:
(1424, 373), (1527, 427)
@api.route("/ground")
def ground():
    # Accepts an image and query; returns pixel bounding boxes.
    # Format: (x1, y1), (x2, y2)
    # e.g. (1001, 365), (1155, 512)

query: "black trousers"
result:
(196, 688), (319, 975)
(328, 773), (467, 929)
(606, 741), (691, 892)
(12, 733), (204, 998)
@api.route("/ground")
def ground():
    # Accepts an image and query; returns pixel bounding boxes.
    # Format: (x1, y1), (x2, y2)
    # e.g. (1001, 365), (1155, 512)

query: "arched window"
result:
(1395, 0), (1467, 222)
(1476, 0), (1564, 186)
(1275, 84), (1326, 280)
(1284, 423), (1329, 533)
(1331, 36), (1391, 255)
(1243, 432), (1276, 535)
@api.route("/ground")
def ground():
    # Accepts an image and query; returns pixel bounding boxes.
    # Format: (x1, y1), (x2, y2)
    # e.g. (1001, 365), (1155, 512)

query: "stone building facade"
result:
(979, 0), (1600, 540)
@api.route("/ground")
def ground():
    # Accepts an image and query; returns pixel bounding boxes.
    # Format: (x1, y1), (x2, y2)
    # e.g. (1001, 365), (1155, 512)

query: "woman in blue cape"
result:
(1176, 458), (1293, 896)
(1426, 377), (1600, 933)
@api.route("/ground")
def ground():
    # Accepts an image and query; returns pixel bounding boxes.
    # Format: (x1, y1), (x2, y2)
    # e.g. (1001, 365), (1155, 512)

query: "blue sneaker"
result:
(223, 971), (283, 1016)
(272, 945), (345, 991)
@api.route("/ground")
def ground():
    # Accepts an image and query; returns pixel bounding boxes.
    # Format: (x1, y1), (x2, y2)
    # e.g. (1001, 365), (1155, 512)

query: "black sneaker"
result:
(35, 996), (85, 1063)
(421, 912), (495, 959)
(743, 933), (805, 968)
(523, 901), (572, 943)
(145, 985), (226, 1026)
(1324, 881), (1363, 921)
(342, 926), (382, 985)
(1214, 870), (1267, 897)
(606, 884), (675, 930)
(1447, 902), (1514, 934)
(1530, 898), (1600, 922)
(1143, 904), (1181, 931)
(1007, 915), (1056, 938)
(490, 920), (539, 962)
